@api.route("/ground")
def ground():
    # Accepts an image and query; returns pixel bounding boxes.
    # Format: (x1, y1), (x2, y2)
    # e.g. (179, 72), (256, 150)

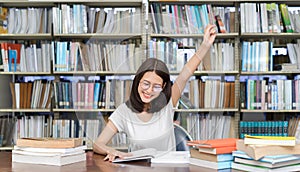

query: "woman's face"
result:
(138, 71), (164, 103)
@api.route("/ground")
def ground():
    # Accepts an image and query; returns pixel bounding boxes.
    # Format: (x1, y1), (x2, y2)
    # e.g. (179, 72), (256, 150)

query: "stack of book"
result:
(232, 138), (300, 171)
(187, 138), (238, 171)
(12, 138), (87, 166)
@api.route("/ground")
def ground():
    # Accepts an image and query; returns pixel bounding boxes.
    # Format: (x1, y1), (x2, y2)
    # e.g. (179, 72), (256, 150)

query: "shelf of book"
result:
(147, 0), (240, 140)
(238, 0), (300, 143)
(0, 0), (146, 149)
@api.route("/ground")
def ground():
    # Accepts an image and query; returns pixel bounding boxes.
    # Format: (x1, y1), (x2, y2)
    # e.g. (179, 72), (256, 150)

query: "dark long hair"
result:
(126, 58), (172, 113)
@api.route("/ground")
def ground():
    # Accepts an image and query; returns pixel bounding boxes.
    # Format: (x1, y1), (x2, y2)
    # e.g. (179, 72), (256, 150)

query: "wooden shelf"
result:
(240, 33), (300, 39)
(0, 0), (143, 7)
(0, 109), (51, 112)
(175, 108), (239, 112)
(53, 108), (115, 112)
(0, 72), (52, 75)
(241, 109), (300, 113)
(241, 71), (300, 75)
(150, 33), (239, 39)
(53, 71), (136, 75)
(0, 34), (52, 40)
(54, 33), (142, 40)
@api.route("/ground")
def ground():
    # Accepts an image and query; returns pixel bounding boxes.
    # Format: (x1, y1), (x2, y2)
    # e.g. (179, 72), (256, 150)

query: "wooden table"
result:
(0, 151), (238, 172)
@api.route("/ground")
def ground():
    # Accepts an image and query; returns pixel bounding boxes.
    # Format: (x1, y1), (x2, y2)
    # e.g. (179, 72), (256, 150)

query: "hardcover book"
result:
(234, 157), (300, 169)
(16, 138), (83, 148)
(187, 138), (238, 148)
(232, 161), (300, 172)
(196, 146), (236, 155)
(190, 148), (234, 162)
(187, 138), (237, 155)
(189, 157), (232, 170)
(236, 139), (300, 160)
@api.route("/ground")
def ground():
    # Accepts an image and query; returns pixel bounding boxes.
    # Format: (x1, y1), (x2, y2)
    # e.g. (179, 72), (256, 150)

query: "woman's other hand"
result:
(103, 149), (133, 162)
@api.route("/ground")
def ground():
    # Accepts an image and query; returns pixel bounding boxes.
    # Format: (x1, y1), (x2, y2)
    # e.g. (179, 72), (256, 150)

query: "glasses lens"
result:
(153, 85), (162, 92)
(140, 81), (150, 90)
(140, 81), (162, 92)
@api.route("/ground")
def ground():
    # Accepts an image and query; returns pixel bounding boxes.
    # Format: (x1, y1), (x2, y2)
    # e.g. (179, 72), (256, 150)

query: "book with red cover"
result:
(187, 138), (238, 148)
(196, 146), (236, 155)
(187, 138), (238, 155)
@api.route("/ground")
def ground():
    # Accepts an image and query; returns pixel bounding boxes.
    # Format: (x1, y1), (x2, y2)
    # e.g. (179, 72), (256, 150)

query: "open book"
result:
(112, 148), (190, 163)
(113, 148), (156, 162)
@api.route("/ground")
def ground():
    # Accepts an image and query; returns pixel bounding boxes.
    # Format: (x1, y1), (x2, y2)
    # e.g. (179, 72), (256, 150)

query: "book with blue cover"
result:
(189, 157), (232, 170)
(234, 157), (300, 169)
(232, 161), (300, 172)
(232, 150), (300, 164)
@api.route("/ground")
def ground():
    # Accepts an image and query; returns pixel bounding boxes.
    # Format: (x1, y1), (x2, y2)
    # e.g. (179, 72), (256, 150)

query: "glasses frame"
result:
(139, 80), (163, 93)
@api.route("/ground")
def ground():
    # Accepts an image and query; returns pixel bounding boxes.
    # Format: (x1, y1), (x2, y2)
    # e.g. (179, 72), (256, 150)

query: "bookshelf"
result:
(239, 1), (300, 139)
(0, 0), (300, 150)
(147, 0), (240, 140)
(0, 0), (145, 149)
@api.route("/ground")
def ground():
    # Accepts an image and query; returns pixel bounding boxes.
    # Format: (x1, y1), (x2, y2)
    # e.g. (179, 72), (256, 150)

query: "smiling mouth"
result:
(142, 92), (152, 99)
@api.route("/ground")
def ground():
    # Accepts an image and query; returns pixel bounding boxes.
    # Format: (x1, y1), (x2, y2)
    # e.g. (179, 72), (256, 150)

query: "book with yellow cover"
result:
(244, 135), (296, 146)
(16, 138), (83, 148)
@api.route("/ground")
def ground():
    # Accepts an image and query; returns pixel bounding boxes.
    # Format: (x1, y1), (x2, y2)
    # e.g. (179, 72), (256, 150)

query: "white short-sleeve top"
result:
(109, 100), (176, 152)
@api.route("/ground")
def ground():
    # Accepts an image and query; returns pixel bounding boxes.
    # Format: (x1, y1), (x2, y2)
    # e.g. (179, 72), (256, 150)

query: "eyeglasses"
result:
(139, 80), (163, 92)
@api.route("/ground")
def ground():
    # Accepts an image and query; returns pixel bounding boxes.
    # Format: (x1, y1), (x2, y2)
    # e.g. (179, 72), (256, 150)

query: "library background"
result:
(0, 0), (300, 153)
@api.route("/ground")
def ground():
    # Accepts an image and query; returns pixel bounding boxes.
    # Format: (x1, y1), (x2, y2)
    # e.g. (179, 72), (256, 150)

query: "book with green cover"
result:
(279, 4), (293, 33)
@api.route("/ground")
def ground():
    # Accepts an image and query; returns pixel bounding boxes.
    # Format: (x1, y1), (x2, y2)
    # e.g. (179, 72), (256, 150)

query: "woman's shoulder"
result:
(114, 102), (132, 113)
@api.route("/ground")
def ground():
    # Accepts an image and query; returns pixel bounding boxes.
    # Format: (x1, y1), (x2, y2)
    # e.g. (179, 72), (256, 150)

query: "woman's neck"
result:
(143, 103), (150, 112)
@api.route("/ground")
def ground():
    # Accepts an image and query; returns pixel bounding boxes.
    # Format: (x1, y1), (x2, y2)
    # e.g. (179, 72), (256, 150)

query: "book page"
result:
(112, 148), (157, 163)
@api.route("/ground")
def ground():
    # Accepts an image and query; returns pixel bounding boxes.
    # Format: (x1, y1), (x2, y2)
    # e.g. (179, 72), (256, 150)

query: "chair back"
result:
(174, 123), (192, 151)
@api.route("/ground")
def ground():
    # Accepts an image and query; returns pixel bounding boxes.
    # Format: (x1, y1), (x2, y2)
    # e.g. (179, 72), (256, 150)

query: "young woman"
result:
(93, 24), (217, 162)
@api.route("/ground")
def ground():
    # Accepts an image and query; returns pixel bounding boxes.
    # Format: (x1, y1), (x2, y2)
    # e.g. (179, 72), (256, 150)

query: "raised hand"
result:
(202, 24), (217, 47)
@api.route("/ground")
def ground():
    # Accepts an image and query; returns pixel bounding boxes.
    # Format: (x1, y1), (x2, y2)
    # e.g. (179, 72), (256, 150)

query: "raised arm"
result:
(171, 24), (217, 106)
